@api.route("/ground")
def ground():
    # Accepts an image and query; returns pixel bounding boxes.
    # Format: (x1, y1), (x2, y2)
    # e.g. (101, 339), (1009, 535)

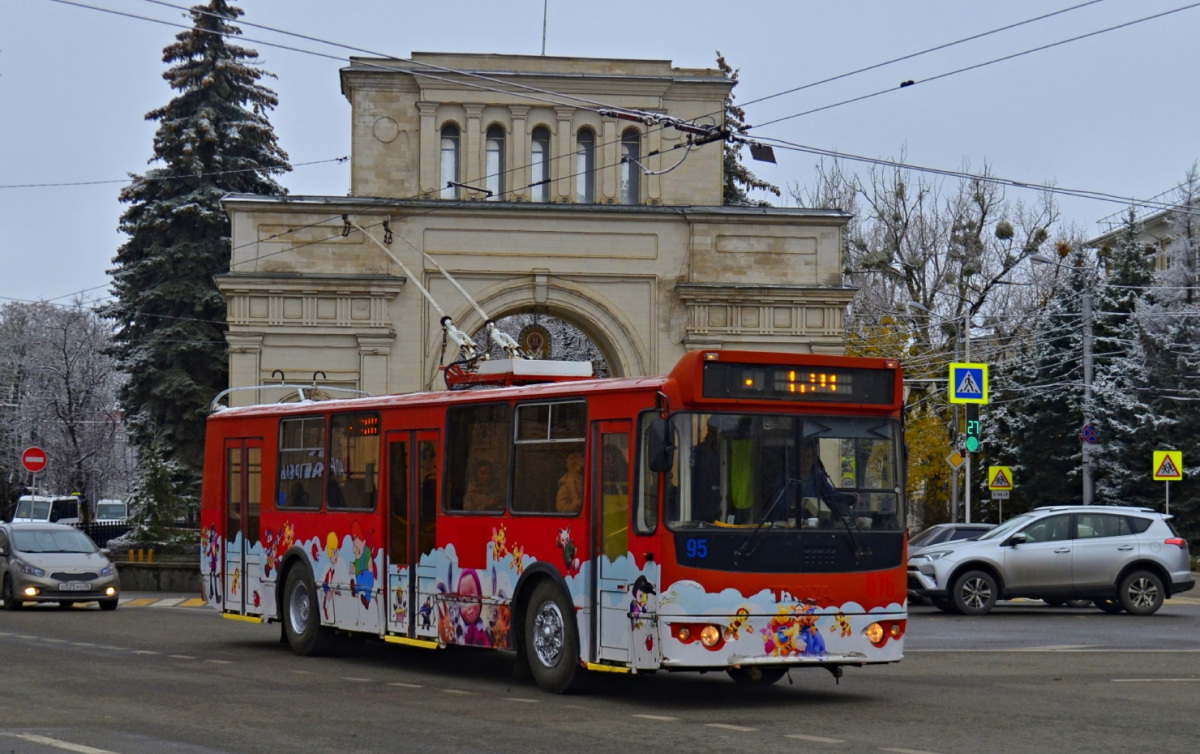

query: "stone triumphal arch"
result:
(218, 53), (853, 404)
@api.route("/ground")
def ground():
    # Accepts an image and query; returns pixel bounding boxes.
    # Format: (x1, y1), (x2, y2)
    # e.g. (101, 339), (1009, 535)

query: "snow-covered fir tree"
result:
(1091, 212), (1164, 507)
(104, 0), (290, 503)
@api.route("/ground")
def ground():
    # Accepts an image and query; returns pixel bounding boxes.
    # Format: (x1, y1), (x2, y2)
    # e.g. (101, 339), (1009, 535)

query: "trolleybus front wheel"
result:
(283, 565), (334, 656)
(524, 581), (580, 693)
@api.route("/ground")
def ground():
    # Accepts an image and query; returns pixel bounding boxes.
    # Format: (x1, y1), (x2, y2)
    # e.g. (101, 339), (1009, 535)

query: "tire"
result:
(99, 599), (118, 611)
(727, 667), (787, 686)
(1094, 598), (1123, 614)
(952, 570), (998, 616)
(283, 565), (335, 656)
(523, 581), (580, 694)
(2, 576), (22, 611)
(1118, 570), (1165, 616)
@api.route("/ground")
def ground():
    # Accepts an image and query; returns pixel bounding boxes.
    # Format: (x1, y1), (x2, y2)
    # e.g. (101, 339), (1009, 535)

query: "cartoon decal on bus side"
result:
(201, 525), (902, 667)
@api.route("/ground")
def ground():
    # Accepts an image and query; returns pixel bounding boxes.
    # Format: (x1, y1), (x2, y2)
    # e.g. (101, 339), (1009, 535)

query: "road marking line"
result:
(442, 689), (472, 694)
(122, 598), (156, 607)
(132, 650), (160, 655)
(70, 642), (96, 647)
(179, 598), (207, 607)
(18, 635), (38, 639)
(206, 659), (233, 664)
(706, 723), (756, 732)
(881, 748), (945, 754)
(632, 714), (679, 722)
(43, 638), (68, 643)
(388, 682), (423, 688)
(504, 697), (539, 703)
(151, 598), (185, 608)
(293, 670), (317, 675)
(344, 677), (373, 682)
(787, 734), (846, 743)
(5, 733), (120, 754)
(1112, 678), (1200, 682)
(169, 654), (196, 660)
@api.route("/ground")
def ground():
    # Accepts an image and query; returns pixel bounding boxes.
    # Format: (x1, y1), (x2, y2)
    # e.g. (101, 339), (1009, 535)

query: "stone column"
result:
(601, 116), (618, 203)
(418, 102), (438, 197)
(463, 103), (485, 197)
(554, 106), (575, 202)
(226, 334), (263, 408)
(357, 335), (394, 396)
(508, 105), (530, 201)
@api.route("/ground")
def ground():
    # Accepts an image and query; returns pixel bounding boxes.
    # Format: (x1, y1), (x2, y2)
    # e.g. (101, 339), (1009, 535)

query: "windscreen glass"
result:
(663, 412), (903, 532)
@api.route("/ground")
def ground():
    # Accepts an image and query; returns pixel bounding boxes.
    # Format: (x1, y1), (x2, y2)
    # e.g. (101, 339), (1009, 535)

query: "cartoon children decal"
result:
(321, 532), (339, 620)
(724, 606), (751, 641)
(630, 575), (656, 629)
(419, 597), (433, 630)
(349, 520), (377, 609)
(203, 525), (221, 605)
(457, 569), (490, 647)
(556, 527), (580, 574)
(761, 602), (827, 658)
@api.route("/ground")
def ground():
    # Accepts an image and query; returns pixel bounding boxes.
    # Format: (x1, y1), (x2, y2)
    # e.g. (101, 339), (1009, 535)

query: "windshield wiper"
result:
(825, 492), (870, 561)
(733, 478), (800, 564)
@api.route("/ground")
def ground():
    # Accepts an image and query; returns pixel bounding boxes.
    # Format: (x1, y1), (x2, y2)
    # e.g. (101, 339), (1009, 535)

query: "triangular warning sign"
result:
(1155, 455), (1180, 479)
(956, 371), (981, 396)
(991, 469), (1011, 490)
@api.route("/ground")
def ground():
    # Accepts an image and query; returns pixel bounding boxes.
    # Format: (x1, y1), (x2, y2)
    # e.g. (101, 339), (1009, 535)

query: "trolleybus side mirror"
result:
(647, 418), (675, 473)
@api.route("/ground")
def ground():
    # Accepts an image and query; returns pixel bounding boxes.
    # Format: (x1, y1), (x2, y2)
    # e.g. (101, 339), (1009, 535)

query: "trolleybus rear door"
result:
(593, 421), (633, 664)
(385, 430), (439, 639)
(223, 438), (263, 617)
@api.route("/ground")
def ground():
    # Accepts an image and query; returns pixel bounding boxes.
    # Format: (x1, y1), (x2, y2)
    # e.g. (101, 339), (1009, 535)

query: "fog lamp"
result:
(105, 587), (117, 597)
(700, 625), (721, 647)
(865, 622), (884, 645)
(23, 586), (39, 597)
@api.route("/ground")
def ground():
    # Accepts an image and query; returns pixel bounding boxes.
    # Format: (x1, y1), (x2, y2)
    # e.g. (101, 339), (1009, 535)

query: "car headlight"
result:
(100, 564), (115, 577)
(16, 560), (45, 577)
(912, 549), (955, 562)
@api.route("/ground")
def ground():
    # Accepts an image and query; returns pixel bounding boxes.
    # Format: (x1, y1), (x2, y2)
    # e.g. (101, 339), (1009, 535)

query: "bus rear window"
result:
(278, 416), (324, 509)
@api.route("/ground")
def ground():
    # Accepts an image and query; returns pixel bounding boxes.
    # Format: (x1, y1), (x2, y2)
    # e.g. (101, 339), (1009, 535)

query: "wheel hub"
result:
(532, 601), (564, 667)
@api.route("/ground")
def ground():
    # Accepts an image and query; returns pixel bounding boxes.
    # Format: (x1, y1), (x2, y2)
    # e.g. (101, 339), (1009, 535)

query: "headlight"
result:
(865, 622), (884, 644)
(700, 625), (722, 648)
(913, 549), (954, 562)
(16, 560), (45, 577)
(100, 564), (115, 577)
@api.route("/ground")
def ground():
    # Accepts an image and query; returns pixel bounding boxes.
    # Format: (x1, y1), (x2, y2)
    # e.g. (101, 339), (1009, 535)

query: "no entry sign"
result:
(21, 446), (48, 474)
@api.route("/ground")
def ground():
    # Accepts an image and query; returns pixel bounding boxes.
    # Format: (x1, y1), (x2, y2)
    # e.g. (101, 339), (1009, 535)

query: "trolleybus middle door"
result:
(223, 437), (263, 617)
(385, 430), (439, 640)
(593, 420), (633, 664)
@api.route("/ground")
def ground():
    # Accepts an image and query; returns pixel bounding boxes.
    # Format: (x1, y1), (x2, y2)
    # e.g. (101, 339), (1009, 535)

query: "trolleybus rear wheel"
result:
(283, 565), (334, 656)
(524, 581), (580, 693)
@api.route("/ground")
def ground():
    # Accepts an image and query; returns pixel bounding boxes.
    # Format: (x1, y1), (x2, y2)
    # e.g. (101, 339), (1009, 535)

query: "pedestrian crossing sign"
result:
(988, 466), (1013, 491)
(949, 362), (988, 404)
(1152, 450), (1183, 481)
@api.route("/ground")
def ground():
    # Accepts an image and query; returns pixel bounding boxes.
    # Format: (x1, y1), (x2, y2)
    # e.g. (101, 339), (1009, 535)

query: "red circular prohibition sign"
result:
(21, 446), (48, 474)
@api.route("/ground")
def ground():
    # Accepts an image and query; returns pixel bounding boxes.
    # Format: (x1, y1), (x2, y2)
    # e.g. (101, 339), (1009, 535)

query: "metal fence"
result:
(73, 521), (134, 548)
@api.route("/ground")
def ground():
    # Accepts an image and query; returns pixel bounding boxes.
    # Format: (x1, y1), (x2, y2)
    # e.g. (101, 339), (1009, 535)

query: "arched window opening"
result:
(620, 129), (641, 205)
(531, 126), (551, 203)
(440, 123), (460, 199)
(575, 129), (595, 203)
(485, 125), (505, 201)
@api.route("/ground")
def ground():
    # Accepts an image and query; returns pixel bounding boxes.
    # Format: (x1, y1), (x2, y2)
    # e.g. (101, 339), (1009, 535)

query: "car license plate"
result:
(60, 581), (90, 591)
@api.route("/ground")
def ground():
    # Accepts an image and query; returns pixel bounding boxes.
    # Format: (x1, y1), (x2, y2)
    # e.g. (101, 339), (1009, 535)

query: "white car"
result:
(907, 505), (1193, 615)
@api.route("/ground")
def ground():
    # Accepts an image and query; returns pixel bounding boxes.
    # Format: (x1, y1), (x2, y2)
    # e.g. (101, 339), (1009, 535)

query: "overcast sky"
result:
(2, 0), (1196, 304)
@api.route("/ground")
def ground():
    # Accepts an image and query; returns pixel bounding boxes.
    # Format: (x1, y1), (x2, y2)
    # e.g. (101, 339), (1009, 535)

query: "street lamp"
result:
(1030, 253), (1094, 505)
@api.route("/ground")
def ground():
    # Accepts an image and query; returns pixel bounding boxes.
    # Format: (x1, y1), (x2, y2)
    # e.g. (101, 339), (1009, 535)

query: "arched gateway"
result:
(218, 53), (854, 404)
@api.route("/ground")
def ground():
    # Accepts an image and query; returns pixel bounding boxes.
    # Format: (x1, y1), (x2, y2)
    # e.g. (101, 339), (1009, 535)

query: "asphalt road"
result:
(2, 594), (1199, 753)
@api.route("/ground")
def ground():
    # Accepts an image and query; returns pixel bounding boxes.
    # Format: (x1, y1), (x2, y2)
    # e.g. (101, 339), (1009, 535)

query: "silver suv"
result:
(908, 506), (1193, 615)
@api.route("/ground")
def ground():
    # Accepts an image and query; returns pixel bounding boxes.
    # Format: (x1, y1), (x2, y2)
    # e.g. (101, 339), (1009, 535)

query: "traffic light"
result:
(965, 404), (981, 453)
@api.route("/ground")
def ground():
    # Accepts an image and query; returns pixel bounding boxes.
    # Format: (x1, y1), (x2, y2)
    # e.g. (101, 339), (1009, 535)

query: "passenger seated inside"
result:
(556, 452), (584, 513)
(463, 460), (504, 511)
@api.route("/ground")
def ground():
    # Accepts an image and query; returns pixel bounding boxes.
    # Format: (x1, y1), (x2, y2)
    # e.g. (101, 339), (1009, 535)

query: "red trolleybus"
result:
(200, 349), (907, 692)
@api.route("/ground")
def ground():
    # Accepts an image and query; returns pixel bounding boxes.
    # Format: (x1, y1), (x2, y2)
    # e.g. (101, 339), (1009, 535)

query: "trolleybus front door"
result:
(223, 438), (263, 617)
(385, 430), (439, 639)
(593, 421), (634, 664)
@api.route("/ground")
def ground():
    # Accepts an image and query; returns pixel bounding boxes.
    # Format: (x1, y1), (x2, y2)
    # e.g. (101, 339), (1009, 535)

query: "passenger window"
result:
(445, 403), (512, 513)
(278, 416), (325, 509)
(1126, 516), (1153, 534)
(513, 401), (586, 514)
(1021, 514), (1071, 543)
(327, 412), (381, 510)
(1076, 514), (1128, 539)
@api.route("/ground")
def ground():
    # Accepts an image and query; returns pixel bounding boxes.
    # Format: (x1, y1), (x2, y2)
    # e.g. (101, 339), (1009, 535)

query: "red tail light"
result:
(1165, 538), (1188, 549)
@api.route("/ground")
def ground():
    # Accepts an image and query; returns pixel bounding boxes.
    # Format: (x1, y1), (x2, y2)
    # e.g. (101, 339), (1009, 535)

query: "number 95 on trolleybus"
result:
(200, 349), (908, 692)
